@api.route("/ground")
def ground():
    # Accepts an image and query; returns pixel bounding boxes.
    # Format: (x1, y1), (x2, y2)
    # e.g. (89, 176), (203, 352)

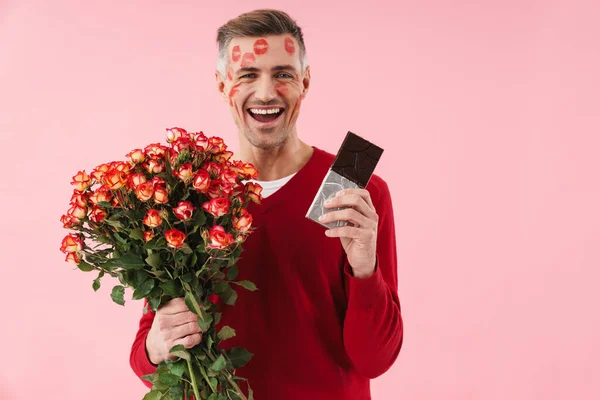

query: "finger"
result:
(319, 207), (373, 228)
(160, 297), (189, 315)
(162, 311), (197, 330)
(326, 192), (376, 220)
(167, 320), (201, 341)
(325, 225), (364, 239)
(339, 188), (375, 209)
(172, 333), (202, 349)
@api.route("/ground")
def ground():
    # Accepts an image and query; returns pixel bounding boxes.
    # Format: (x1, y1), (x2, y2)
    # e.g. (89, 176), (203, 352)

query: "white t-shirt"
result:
(249, 173), (296, 198)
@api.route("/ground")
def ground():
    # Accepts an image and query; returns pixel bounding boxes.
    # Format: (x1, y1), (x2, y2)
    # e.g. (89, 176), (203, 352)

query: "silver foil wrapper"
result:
(305, 169), (359, 229)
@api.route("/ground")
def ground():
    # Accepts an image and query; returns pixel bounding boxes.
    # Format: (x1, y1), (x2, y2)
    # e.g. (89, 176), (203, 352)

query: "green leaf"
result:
(161, 279), (181, 297)
(169, 360), (185, 377)
(218, 286), (238, 306)
(141, 373), (155, 384)
(184, 291), (202, 315)
(248, 386), (255, 400)
(212, 281), (229, 294)
(158, 373), (179, 386)
(104, 252), (145, 270)
(132, 279), (155, 300)
(77, 260), (95, 272)
(92, 271), (104, 292)
(206, 334), (214, 350)
(179, 244), (193, 255)
(168, 344), (190, 361)
(217, 326), (236, 341)
(134, 270), (150, 287)
(226, 265), (239, 281)
(145, 253), (162, 268)
(197, 312), (213, 332)
(209, 378), (218, 391)
(111, 285), (125, 306)
(232, 280), (257, 291)
(149, 296), (161, 312)
(209, 354), (226, 372)
(104, 218), (123, 229)
(213, 312), (222, 325)
(195, 241), (206, 253)
(227, 347), (253, 368)
(142, 390), (164, 400)
(129, 228), (144, 240)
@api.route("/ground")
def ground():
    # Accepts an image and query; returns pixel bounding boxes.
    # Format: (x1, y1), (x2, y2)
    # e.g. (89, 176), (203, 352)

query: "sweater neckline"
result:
(248, 146), (324, 213)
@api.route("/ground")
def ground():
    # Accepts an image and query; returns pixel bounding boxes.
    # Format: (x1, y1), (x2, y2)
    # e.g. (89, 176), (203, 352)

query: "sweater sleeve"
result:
(342, 179), (404, 379)
(129, 299), (158, 388)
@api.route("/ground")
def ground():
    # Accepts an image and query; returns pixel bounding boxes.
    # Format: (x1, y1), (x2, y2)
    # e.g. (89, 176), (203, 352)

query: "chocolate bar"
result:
(305, 131), (384, 228)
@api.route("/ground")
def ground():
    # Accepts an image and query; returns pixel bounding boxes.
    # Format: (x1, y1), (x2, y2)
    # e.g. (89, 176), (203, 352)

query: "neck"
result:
(238, 132), (314, 181)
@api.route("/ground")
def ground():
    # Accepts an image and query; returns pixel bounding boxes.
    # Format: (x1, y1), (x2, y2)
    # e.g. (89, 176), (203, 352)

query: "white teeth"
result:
(250, 108), (281, 115)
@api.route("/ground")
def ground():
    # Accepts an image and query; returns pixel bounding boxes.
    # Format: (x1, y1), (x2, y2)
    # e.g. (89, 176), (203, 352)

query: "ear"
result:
(300, 65), (311, 99)
(215, 70), (228, 102)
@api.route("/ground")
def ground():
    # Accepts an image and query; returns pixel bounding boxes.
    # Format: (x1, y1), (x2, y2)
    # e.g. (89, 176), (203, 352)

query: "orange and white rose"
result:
(208, 225), (234, 249)
(202, 197), (230, 217)
(165, 228), (186, 248)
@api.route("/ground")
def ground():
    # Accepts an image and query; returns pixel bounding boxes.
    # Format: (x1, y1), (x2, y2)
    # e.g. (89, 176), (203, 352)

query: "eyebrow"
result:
(236, 65), (297, 74)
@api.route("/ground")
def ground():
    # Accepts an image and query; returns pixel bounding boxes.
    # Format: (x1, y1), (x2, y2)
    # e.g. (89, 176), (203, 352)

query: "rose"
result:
(208, 225), (234, 249)
(91, 163), (111, 181)
(70, 192), (87, 208)
(104, 169), (127, 190)
(90, 206), (108, 223)
(89, 187), (112, 205)
(145, 157), (165, 174)
(173, 201), (196, 221)
(193, 169), (211, 193)
(208, 179), (234, 199)
(232, 208), (252, 233)
(67, 204), (87, 220)
(143, 209), (163, 228)
(244, 182), (263, 204)
(60, 214), (80, 229)
(65, 252), (81, 265)
(61, 233), (83, 253)
(214, 151), (234, 164)
(231, 161), (259, 180)
(126, 149), (145, 165)
(153, 185), (169, 204)
(220, 168), (238, 186)
(71, 171), (92, 192)
(207, 137), (227, 154)
(175, 163), (194, 183)
(143, 230), (155, 242)
(144, 143), (168, 158)
(135, 181), (155, 202)
(194, 132), (209, 151)
(165, 228), (186, 248)
(172, 137), (196, 154)
(128, 173), (147, 188)
(202, 197), (230, 217)
(112, 161), (132, 174)
(166, 127), (186, 143)
(205, 162), (223, 178)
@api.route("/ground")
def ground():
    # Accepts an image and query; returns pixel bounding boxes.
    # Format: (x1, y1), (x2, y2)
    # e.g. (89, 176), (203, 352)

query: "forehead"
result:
(227, 34), (301, 68)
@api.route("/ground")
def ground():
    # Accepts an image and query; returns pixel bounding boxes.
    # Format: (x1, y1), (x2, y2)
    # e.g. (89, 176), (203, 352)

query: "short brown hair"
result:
(216, 9), (307, 76)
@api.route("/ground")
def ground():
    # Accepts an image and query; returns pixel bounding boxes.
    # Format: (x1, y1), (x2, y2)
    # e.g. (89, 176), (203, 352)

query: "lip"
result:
(246, 107), (285, 128)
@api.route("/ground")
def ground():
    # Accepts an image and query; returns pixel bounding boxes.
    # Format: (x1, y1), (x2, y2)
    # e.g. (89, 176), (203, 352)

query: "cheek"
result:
(240, 53), (255, 68)
(228, 83), (241, 107)
(274, 82), (289, 96)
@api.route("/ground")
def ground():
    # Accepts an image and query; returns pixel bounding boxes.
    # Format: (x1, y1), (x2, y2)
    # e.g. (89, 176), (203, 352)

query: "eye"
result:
(240, 73), (257, 79)
(277, 73), (293, 79)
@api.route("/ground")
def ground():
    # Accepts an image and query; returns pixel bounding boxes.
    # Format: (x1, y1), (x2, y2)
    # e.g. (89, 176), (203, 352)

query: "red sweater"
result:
(130, 146), (403, 399)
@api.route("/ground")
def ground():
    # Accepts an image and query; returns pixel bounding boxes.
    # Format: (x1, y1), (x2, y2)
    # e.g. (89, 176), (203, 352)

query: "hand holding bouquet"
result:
(59, 128), (263, 400)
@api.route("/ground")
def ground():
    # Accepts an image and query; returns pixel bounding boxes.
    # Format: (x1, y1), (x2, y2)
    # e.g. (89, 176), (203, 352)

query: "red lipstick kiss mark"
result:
(274, 82), (288, 96)
(240, 53), (256, 68)
(253, 39), (269, 55)
(228, 84), (240, 107)
(231, 46), (241, 62)
(284, 37), (295, 55)
(227, 67), (233, 81)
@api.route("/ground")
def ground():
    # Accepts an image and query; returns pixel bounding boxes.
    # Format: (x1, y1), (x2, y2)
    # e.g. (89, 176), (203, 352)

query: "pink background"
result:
(1, 0), (599, 399)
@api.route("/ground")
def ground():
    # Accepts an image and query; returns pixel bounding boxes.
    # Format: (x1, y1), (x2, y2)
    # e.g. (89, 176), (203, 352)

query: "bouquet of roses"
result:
(59, 127), (263, 400)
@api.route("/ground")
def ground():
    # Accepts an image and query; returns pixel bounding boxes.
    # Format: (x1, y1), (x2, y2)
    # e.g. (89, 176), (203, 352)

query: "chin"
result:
(245, 128), (289, 150)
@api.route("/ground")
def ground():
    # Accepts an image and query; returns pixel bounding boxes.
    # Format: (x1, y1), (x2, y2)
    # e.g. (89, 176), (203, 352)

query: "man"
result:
(130, 9), (403, 399)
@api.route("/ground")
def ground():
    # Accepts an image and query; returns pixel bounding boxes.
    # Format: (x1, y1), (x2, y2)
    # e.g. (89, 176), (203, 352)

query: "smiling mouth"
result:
(247, 107), (284, 123)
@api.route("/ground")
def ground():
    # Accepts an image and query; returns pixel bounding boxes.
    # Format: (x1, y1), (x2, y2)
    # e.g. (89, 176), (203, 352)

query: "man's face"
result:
(217, 34), (310, 150)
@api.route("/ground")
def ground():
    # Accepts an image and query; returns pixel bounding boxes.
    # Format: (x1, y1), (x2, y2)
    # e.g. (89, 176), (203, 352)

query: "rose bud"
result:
(61, 233), (83, 253)
(173, 201), (196, 221)
(65, 252), (82, 265)
(207, 137), (227, 154)
(70, 192), (88, 208)
(195, 132), (209, 151)
(208, 225), (234, 249)
(143, 230), (155, 242)
(144, 143), (168, 158)
(127, 173), (147, 189)
(89, 205), (108, 223)
(214, 151), (234, 164)
(145, 157), (165, 174)
(205, 162), (223, 178)
(202, 197), (230, 217)
(192, 169), (211, 193)
(126, 149), (145, 165)
(172, 137), (196, 153)
(232, 208), (253, 233)
(67, 204), (87, 220)
(245, 182), (263, 204)
(71, 170), (92, 192)
(165, 228), (186, 248)
(104, 169), (127, 190)
(153, 185), (169, 204)
(60, 214), (80, 229)
(89, 187), (112, 205)
(220, 168), (238, 186)
(91, 163), (111, 181)
(166, 127), (186, 143)
(175, 163), (194, 183)
(135, 181), (155, 202)
(143, 209), (163, 228)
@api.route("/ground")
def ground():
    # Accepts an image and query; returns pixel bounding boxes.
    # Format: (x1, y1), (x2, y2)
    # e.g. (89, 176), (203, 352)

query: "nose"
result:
(254, 76), (277, 103)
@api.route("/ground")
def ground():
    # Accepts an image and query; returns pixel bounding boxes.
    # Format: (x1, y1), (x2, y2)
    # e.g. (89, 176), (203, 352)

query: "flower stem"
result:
(204, 348), (247, 400)
(185, 357), (201, 400)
